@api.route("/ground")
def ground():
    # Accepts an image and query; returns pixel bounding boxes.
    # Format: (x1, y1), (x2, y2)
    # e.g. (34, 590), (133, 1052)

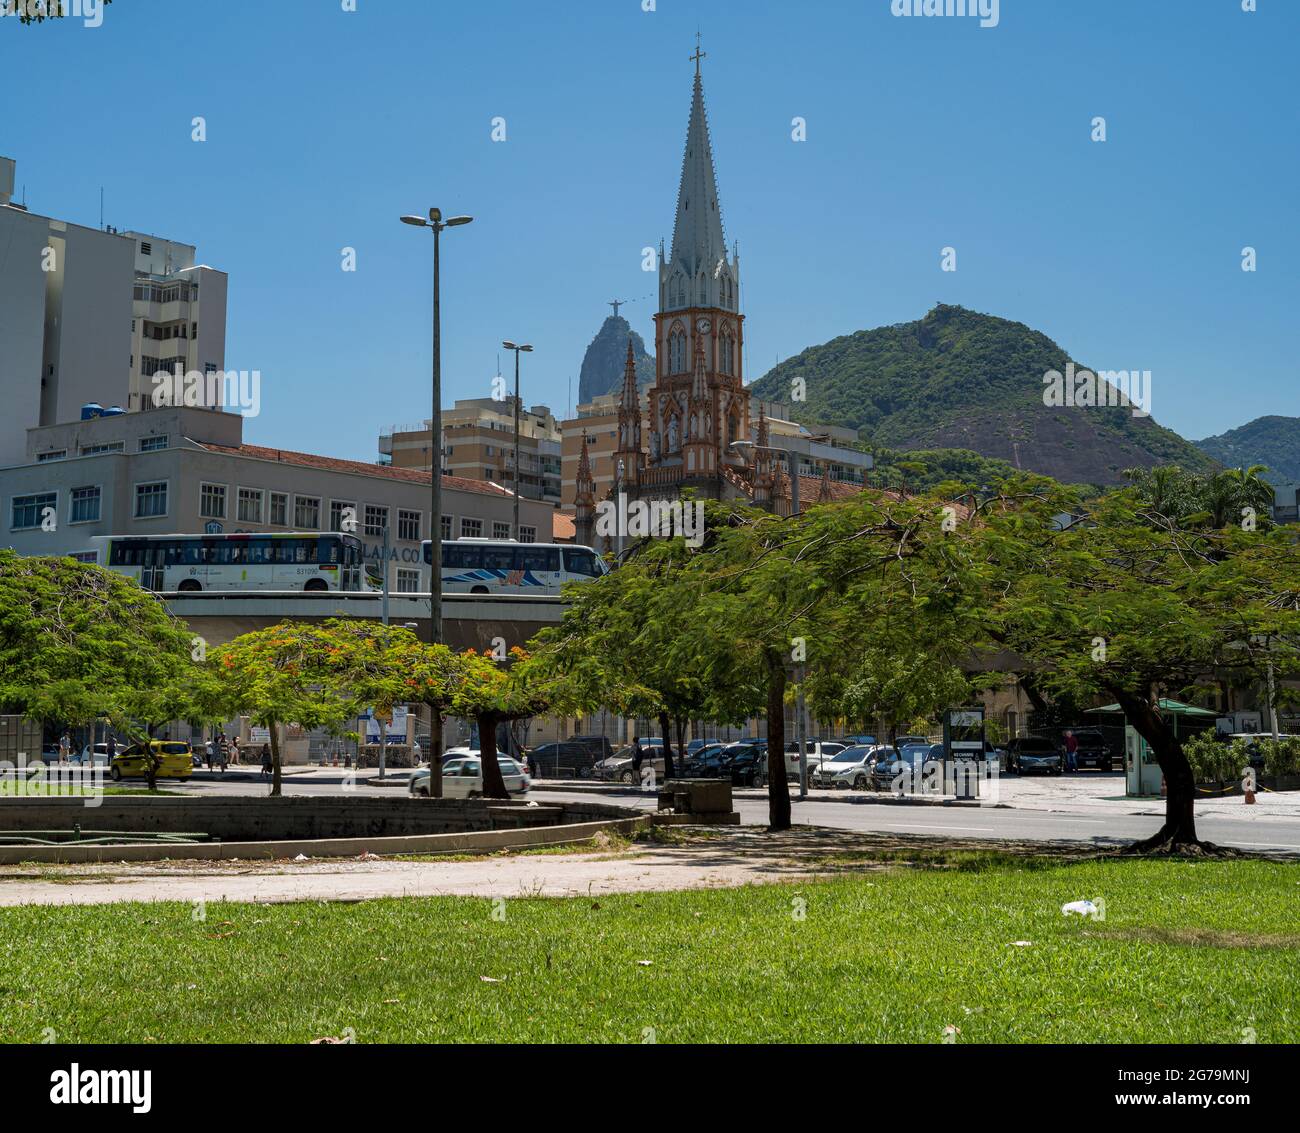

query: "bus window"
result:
(483, 546), (517, 571)
(319, 537), (341, 564)
(519, 547), (560, 573)
(444, 544), (484, 570)
(294, 539), (310, 564)
(564, 548), (601, 577)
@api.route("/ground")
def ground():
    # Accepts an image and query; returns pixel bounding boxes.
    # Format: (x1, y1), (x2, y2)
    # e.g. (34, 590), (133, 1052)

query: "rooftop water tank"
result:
(101, 406), (125, 417)
(80, 403), (104, 420)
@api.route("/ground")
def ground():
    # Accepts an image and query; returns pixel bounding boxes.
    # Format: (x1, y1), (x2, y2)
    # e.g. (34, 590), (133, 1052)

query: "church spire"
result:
(668, 45), (729, 288)
(620, 338), (638, 410)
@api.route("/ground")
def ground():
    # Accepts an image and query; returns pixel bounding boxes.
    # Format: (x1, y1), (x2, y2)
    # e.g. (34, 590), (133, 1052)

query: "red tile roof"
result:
(553, 512), (576, 541)
(194, 442), (515, 498)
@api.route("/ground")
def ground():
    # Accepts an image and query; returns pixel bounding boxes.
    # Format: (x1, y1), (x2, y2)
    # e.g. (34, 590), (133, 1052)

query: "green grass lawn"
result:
(1, 855), (1295, 1043)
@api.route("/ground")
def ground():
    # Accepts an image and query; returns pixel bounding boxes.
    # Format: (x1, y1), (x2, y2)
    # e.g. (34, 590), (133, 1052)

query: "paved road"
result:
(153, 770), (1300, 855)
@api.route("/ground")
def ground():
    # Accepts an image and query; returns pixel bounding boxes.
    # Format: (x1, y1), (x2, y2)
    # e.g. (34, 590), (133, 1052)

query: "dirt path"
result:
(0, 828), (1106, 908)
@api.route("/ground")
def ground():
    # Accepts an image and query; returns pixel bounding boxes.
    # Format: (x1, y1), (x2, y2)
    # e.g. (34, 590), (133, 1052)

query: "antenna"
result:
(99, 187), (104, 231)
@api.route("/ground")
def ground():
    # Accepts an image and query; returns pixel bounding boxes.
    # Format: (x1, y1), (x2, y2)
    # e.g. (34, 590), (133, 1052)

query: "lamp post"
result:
(502, 340), (533, 539)
(401, 207), (472, 793)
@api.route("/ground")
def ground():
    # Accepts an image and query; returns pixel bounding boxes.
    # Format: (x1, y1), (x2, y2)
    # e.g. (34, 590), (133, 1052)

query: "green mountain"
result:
(1194, 416), (1300, 482)
(749, 304), (1216, 486)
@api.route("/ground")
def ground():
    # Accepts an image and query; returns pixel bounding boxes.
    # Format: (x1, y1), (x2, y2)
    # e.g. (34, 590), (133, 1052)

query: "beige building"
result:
(379, 398), (562, 507)
(1, 406), (558, 590)
(560, 391), (870, 510)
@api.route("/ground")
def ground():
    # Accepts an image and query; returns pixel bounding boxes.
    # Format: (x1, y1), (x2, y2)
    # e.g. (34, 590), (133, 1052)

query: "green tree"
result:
(207, 620), (419, 796)
(978, 479), (1300, 851)
(0, 552), (198, 778)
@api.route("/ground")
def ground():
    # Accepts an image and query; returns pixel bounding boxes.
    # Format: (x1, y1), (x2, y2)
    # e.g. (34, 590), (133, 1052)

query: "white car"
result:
(812, 744), (892, 790)
(73, 743), (112, 766)
(409, 755), (529, 798)
(784, 740), (848, 778)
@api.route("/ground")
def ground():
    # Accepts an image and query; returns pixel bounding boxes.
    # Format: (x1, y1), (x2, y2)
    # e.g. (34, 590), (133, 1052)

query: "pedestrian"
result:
(230, 737), (241, 766)
(1064, 730), (1078, 773)
(206, 734), (216, 771)
(59, 731), (72, 764)
(218, 732), (230, 770)
(260, 742), (272, 778)
(218, 738), (229, 774)
(631, 735), (643, 780)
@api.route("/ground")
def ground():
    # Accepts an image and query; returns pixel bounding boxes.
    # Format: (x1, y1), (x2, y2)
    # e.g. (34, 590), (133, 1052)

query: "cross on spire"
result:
(691, 32), (706, 76)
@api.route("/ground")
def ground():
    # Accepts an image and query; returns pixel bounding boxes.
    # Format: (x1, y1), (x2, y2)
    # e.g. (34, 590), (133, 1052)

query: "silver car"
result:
(409, 755), (530, 798)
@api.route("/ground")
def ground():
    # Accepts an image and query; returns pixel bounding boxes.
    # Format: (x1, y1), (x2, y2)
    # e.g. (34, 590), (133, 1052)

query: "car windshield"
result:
(159, 743), (189, 755)
(830, 747), (870, 762)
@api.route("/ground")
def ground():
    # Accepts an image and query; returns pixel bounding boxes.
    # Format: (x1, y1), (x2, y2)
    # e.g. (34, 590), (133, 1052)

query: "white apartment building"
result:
(0, 156), (134, 467)
(0, 157), (229, 465)
(0, 406), (559, 591)
(124, 232), (228, 412)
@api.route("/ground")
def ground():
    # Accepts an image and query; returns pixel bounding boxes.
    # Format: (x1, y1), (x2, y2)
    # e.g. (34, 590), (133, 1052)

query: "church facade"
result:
(574, 50), (859, 547)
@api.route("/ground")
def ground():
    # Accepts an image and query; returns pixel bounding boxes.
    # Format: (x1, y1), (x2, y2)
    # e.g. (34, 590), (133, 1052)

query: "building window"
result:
(269, 492), (288, 527)
(80, 441), (125, 456)
(364, 504), (389, 537)
(395, 568), (420, 594)
(520, 525), (536, 544)
(199, 483), (227, 519)
(12, 492), (57, 531)
(460, 517), (482, 539)
(134, 481), (168, 519)
(37, 450), (66, 462)
(70, 486), (101, 524)
(138, 434), (169, 452)
(441, 514), (453, 540)
(140, 241), (152, 256)
(295, 496), (321, 529)
(330, 500), (356, 532)
(398, 509), (420, 542)
(237, 487), (263, 524)
(493, 521), (511, 540)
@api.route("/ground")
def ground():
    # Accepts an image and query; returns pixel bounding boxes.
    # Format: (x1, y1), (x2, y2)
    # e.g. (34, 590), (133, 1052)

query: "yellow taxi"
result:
(109, 740), (194, 781)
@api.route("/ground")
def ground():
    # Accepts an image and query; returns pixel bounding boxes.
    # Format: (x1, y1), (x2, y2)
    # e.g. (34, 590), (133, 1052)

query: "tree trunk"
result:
(765, 649), (792, 832)
(673, 716), (688, 780)
(429, 708), (443, 798)
(1112, 689), (1216, 853)
(658, 711), (673, 785)
(478, 712), (509, 799)
(269, 721), (283, 797)
(1018, 674), (1049, 715)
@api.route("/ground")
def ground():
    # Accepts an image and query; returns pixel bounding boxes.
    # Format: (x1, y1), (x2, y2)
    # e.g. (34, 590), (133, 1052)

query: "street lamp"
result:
(502, 340), (533, 540)
(401, 206), (472, 793)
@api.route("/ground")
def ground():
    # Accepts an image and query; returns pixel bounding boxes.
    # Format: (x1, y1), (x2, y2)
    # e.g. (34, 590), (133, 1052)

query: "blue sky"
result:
(2, 0), (1295, 461)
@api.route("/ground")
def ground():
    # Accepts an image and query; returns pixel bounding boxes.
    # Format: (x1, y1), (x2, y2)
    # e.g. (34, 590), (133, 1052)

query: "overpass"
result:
(164, 591), (567, 651)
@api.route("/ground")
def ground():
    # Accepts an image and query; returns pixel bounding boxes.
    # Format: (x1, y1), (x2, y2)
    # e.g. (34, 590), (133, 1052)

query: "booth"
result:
(1086, 698), (1217, 798)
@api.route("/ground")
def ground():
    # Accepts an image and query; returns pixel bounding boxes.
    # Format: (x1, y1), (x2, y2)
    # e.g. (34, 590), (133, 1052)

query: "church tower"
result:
(614, 339), (643, 490)
(642, 42), (748, 498)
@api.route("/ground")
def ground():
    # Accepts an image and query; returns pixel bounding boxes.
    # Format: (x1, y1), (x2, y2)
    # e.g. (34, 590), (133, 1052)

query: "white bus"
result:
(87, 532), (377, 593)
(421, 538), (608, 595)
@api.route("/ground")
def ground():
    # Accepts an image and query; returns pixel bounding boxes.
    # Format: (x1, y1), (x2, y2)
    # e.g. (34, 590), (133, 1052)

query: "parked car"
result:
(725, 742), (769, 787)
(784, 740), (848, 778)
(677, 742), (725, 777)
(597, 740), (666, 783)
(1007, 736), (1063, 775)
(110, 740), (194, 781)
(528, 741), (599, 779)
(568, 734), (614, 764)
(872, 743), (942, 790)
(73, 743), (112, 767)
(812, 744), (890, 790)
(1067, 728), (1113, 771)
(409, 755), (529, 798)
(680, 743), (730, 779)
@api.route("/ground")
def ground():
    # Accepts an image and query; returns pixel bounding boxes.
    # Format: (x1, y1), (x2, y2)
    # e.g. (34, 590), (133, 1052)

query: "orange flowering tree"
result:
(207, 619), (433, 796)
(450, 647), (557, 799)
